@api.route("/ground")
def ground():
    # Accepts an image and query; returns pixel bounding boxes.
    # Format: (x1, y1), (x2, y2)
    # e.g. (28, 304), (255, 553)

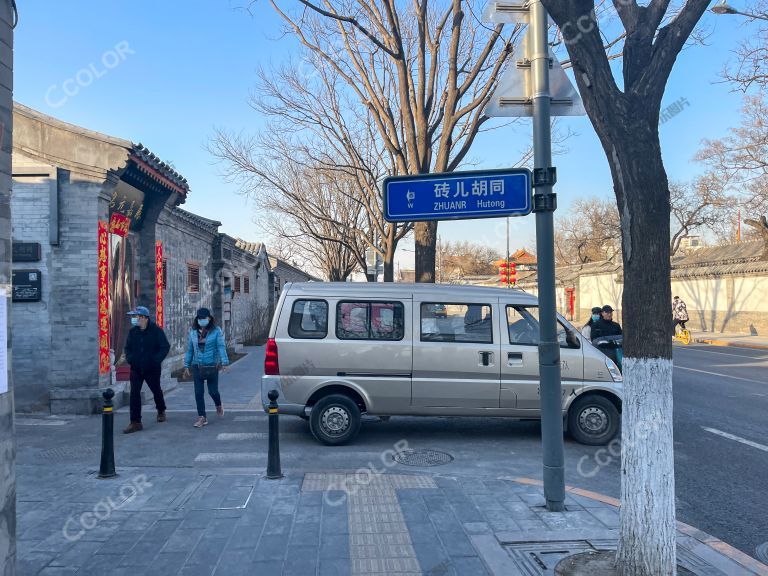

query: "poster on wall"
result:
(98, 221), (111, 375)
(0, 288), (8, 395)
(155, 241), (164, 328)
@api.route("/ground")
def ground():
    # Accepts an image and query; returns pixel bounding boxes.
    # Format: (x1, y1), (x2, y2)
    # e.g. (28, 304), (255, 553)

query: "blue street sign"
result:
(383, 168), (532, 222)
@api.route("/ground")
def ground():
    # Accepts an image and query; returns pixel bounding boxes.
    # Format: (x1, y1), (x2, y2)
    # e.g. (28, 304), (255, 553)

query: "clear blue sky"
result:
(12, 1), (756, 267)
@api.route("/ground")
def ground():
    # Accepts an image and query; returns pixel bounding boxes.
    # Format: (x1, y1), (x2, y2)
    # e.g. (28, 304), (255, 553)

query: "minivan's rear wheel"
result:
(568, 395), (620, 446)
(309, 394), (361, 446)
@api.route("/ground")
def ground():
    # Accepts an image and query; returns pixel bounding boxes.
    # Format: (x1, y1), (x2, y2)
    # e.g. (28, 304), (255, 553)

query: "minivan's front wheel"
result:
(309, 394), (361, 446)
(568, 395), (620, 446)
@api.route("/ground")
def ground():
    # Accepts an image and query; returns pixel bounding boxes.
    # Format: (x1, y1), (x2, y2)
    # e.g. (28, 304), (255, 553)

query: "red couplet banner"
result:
(155, 241), (164, 328)
(97, 221), (110, 374)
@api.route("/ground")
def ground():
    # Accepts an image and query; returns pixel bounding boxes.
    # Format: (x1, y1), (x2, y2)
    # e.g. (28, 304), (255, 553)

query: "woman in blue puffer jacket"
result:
(183, 308), (229, 428)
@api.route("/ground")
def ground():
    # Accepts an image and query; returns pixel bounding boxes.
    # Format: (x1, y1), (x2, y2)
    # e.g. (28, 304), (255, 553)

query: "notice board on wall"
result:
(12, 269), (42, 302)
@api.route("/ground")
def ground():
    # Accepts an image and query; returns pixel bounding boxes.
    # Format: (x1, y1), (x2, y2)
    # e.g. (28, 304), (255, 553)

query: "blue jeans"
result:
(192, 365), (221, 417)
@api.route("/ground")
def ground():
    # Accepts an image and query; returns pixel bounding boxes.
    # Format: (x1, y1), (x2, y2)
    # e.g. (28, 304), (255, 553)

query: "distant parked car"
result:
(432, 303), (447, 318)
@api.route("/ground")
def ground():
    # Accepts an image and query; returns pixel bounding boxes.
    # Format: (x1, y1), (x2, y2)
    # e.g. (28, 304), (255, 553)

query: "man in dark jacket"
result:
(590, 304), (623, 341)
(123, 306), (170, 434)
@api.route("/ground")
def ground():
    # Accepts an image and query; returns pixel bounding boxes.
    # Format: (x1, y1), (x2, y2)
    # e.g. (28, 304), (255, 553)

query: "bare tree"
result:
(437, 240), (500, 280)
(670, 177), (731, 255)
(722, 0), (768, 91)
(210, 129), (374, 281)
(554, 197), (621, 265)
(261, 0), (525, 282)
(539, 1), (711, 573)
(697, 93), (768, 247)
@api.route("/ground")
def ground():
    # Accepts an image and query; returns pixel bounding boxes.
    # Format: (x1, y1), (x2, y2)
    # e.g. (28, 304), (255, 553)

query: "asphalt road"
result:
(671, 344), (768, 561)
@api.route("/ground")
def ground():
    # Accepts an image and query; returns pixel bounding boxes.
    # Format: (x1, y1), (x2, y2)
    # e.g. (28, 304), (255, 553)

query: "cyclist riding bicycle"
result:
(672, 296), (689, 334)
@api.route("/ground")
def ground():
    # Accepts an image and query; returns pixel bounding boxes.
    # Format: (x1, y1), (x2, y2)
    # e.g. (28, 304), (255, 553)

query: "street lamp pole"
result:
(531, 0), (565, 512)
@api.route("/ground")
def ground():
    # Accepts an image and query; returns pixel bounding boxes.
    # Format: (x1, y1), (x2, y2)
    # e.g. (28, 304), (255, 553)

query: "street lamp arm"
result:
(711, 1), (768, 20)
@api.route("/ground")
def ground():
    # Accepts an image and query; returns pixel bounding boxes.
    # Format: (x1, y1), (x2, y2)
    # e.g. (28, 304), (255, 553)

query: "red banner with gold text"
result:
(109, 212), (131, 237)
(98, 221), (110, 374)
(155, 241), (164, 328)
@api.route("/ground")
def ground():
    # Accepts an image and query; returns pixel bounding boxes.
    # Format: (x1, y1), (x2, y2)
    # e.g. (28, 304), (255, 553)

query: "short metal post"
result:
(98, 388), (117, 479)
(266, 389), (283, 480)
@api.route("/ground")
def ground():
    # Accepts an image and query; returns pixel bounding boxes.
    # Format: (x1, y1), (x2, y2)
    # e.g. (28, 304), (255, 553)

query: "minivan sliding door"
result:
(411, 301), (501, 408)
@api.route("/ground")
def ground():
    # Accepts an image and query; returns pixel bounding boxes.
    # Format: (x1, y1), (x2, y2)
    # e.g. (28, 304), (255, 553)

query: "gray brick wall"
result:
(10, 163), (53, 410)
(48, 173), (99, 392)
(216, 236), (271, 347)
(1, 0), (15, 571)
(157, 208), (217, 359)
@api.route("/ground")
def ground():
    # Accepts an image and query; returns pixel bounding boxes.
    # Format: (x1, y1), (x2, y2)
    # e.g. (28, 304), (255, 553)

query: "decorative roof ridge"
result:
(229, 235), (265, 256)
(171, 207), (221, 230)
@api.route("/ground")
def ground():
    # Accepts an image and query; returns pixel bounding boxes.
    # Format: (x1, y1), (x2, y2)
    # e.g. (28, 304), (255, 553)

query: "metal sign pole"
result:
(531, 0), (565, 512)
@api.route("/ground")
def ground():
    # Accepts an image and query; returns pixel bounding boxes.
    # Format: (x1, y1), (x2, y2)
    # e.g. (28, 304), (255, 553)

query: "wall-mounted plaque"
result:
(12, 269), (42, 302)
(12, 242), (42, 262)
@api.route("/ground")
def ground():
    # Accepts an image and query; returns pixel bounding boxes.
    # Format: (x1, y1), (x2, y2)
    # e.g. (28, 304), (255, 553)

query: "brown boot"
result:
(157, 411), (166, 423)
(123, 422), (143, 434)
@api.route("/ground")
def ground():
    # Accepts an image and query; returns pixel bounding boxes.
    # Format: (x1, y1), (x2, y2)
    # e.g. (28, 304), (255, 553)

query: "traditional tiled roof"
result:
(270, 257), (322, 282)
(234, 238), (264, 256)
(129, 144), (189, 196)
(171, 207), (221, 233)
(13, 103), (191, 198)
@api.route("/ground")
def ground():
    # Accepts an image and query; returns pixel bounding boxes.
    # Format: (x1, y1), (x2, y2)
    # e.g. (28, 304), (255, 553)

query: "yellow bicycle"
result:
(673, 326), (692, 345)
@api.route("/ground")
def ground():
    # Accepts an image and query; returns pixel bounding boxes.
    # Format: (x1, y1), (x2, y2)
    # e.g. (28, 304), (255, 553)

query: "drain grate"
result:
(393, 449), (454, 467)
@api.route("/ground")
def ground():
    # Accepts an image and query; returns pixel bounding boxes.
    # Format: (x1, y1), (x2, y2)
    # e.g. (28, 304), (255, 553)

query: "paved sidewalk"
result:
(691, 332), (768, 350)
(13, 347), (768, 575)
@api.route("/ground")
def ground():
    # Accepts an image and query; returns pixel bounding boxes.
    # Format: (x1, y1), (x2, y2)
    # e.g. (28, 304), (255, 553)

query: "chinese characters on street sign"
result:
(383, 168), (532, 222)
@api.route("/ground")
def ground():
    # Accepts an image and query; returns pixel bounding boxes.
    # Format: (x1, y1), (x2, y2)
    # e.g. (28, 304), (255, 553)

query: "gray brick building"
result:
(0, 0), (15, 573)
(10, 104), (272, 414)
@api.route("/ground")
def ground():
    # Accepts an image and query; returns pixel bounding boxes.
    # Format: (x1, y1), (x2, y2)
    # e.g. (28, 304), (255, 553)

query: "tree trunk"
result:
(598, 117), (676, 576)
(745, 216), (768, 260)
(414, 221), (437, 282)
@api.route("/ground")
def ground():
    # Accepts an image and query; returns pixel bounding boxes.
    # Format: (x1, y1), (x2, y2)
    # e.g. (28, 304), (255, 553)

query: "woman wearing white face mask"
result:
(582, 307), (602, 340)
(183, 308), (229, 428)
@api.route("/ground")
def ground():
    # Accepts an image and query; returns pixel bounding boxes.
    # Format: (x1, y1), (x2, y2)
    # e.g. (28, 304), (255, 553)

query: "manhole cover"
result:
(393, 449), (454, 467)
(756, 542), (768, 563)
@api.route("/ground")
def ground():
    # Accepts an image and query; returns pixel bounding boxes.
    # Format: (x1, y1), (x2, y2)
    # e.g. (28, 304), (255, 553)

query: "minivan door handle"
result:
(507, 352), (524, 367)
(479, 351), (494, 367)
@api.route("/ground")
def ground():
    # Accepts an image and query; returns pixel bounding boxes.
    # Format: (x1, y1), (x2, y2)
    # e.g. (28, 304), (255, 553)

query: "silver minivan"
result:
(262, 283), (623, 446)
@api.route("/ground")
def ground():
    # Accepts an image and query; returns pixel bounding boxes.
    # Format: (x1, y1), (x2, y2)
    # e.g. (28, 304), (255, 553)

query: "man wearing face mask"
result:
(123, 306), (171, 434)
(590, 304), (623, 341)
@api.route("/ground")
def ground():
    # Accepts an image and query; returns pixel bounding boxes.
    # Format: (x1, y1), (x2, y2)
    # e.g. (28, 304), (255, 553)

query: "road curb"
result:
(694, 338), (768, 351)
(509, 477), (768, 576)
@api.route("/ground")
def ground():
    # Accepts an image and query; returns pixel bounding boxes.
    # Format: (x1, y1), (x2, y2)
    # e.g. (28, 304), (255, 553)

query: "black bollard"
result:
(98, 388), (117, 479)
(266, 389), (283, 480)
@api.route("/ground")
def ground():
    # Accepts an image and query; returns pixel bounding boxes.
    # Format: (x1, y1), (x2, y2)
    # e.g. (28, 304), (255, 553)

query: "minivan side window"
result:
(507, 305), (569, 347)
(420, 303), (493, 344)
(336, 301), (405, 341)
(288, 299), (328, 339)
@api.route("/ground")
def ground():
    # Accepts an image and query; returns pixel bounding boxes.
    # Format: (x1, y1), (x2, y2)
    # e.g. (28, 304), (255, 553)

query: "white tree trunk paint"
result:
(617, 357), (676, 576)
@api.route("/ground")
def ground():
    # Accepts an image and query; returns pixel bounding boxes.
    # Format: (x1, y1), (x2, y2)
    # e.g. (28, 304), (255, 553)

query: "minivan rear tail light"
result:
(264, 338), (280, 375)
